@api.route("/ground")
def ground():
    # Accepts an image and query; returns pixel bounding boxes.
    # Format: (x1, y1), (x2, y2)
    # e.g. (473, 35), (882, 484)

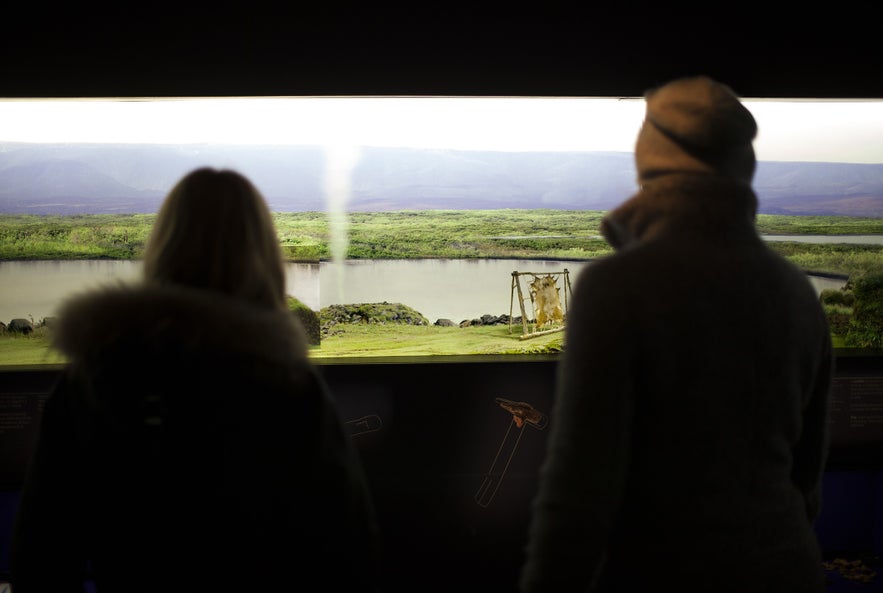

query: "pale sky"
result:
(0, 96), (881, 163)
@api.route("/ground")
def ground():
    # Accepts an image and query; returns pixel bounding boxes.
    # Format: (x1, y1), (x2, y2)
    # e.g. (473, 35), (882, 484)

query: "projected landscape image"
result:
(0, 97), (881, 363)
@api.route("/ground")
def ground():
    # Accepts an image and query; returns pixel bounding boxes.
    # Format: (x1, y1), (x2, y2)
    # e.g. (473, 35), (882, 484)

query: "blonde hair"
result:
(143, 167), (287, 310)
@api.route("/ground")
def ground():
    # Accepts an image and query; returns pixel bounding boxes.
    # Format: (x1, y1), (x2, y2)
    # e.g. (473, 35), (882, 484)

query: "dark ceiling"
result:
(3, 9), (881, 99)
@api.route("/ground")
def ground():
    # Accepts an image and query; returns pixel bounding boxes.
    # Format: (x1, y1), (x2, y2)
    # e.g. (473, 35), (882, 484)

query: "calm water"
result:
(0, 259), (586, 325)
(0, 252), (854, 326)
(762, 235), (883, 245)
(320, 259), (586, 323)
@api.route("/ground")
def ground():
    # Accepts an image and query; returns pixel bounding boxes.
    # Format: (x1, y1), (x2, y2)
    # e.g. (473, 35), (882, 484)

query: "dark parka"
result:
(520, 173), (833, 593)
(11, 283), (382, 592)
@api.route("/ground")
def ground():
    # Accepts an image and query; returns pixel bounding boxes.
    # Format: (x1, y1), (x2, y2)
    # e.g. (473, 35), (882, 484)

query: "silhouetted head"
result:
(635, 75), (757, 185)
(143, 167), (287, 310)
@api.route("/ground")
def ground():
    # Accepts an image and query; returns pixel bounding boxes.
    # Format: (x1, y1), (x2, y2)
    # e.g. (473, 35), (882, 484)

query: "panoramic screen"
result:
(0, 96), (881, 364)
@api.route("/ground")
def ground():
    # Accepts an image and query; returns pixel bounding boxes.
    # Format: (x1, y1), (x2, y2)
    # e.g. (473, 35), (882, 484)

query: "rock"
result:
(8, 318), (34, 334)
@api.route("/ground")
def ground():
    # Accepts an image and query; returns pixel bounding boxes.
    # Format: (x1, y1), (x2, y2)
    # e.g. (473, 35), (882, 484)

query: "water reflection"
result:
(0, 256), (852, 326)
(320, 259), (586, 324)
(0, 259), (584, 324)
(0, 260), (141, 324)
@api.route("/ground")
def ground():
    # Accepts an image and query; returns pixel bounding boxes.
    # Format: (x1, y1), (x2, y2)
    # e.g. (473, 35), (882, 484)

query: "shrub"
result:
(319, 303), (430, 328)
(820, 288), (855, 307)
(287, 296), (321, 346)
(822, 304), (852, 337)
(845, 272), (883, 349)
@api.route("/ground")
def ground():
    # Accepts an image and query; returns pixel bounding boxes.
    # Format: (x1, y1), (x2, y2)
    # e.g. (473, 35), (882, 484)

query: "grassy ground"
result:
(0, 329), (66, 367)
(310, 322), (564, 359)
(0, 321), (862, 368)
(0, 322), (565, 367)
(3, 212), (882, 277)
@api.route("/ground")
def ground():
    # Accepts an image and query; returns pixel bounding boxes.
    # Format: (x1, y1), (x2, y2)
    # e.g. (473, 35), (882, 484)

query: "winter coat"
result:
(520, 173), (833, 593)
(11, 283), (381, 593)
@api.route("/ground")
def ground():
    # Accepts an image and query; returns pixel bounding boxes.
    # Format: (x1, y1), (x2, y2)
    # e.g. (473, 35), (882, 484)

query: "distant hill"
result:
(1, 142), (881, 217)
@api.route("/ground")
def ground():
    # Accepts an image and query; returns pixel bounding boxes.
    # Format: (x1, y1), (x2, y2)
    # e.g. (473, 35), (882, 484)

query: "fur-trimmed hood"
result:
(52, 282), (309, 369)
(599, 173), (758, 250)
(15, 282), (383, 593)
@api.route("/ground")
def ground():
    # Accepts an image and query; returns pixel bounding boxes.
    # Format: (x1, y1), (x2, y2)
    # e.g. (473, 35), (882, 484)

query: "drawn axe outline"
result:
(475, 397), (547, 508)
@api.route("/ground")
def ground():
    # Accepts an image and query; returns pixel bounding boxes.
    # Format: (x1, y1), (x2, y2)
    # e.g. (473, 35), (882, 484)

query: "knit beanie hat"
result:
(635, 76), (758, 184)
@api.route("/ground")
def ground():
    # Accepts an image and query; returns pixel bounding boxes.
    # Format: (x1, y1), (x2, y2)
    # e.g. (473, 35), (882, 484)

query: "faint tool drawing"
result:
(345, 414), (383, 437)
(475, 397), (548, 508)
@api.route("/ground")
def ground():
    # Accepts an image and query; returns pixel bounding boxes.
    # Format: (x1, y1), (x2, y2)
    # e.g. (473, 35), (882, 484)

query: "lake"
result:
(0, 252), (852, 326)
(0, 258), (586, 325)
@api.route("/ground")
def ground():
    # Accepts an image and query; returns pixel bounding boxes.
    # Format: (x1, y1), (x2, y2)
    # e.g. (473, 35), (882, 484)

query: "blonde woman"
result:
(12, 168), (381, 592)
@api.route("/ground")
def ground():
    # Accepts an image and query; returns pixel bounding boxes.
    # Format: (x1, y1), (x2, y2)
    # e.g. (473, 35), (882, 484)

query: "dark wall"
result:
(0, 358), (558, 591)
(1, 355), (882, 591)
(321, 358), (558, 591)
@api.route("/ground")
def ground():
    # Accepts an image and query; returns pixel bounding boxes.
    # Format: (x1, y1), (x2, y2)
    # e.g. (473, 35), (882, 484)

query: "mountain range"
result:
(1, 142), (881, 217)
